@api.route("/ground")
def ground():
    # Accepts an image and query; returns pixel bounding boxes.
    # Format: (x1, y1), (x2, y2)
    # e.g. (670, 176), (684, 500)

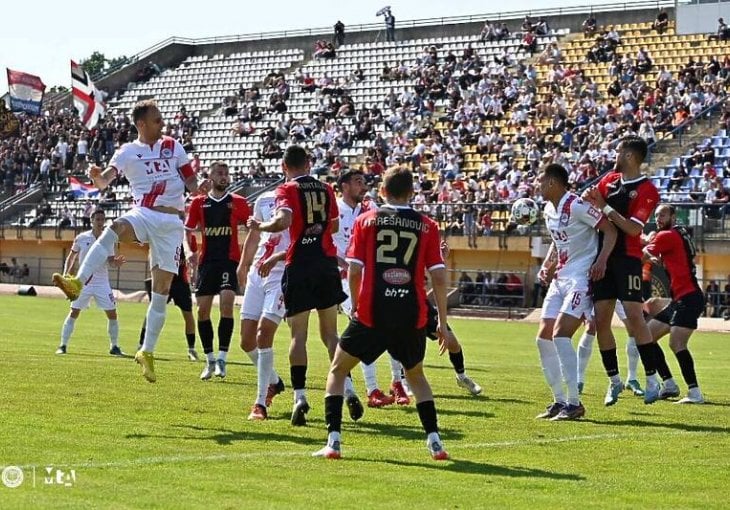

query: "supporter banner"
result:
(0, 101), (20, 139)
(71, 60), (106, 129)
(6, 68), (45, 116)
(68, 176), (99, 198)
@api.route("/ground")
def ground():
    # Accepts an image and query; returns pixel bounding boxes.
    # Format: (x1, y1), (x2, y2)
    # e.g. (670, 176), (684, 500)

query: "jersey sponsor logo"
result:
(383, 268), (412, 285)
(385, 287), (410, 298)
(304, 224), (323, 236)
(204, 226), (232, 236)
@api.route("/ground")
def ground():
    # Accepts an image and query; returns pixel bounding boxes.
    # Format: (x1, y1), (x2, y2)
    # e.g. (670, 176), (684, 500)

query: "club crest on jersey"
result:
(383, 268), (411, 285)
(559, 213), (570, 226)
(629, 190), (638, 199)
(161, 148), (173, 158)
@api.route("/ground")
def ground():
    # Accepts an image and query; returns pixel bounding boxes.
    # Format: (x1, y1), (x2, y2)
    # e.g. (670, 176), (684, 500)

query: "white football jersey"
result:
(72, 230), (115, 285)
(109, 136), (191, 211)
(251, 191), (290, 281)
(543, 192), (603, 281)
(332, 198), (373, 259)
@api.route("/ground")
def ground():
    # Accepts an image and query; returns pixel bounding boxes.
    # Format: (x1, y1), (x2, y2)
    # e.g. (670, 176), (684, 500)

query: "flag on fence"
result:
(6, 68), (45, 116)
(71, 60), (106, 129)
(68, 176), (99, 198)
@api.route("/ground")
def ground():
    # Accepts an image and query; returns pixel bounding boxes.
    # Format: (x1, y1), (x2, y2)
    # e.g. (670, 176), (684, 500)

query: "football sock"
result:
(416, 400), (439, 435)
(107, 319), (119, 347)
(76, 228), (118, 284)
(141, 292), (167, 353)
(256, 347), (274, 407)
(636, 342), (658, 377)
(577, 332), (595, 383)
(449, 349), (466, 375)
(186, 333), (196, 350)
(198, 319), (214, 355)
(61, 316), (76, 346)
(674, 349), (699, 389)
(245, 348), (258, 364)
(537, 338), (566, 403)
(653, 342), (674, 381)
(554, 337), (580, 406)
(390, 356), (403, 382)
(344, 375), (356, 397)
(291, 365), (307, 401)
(361, 362), (378, 394)
(626, 336), (640, 381)
(599, 347), (620, 378)
(217, 350), (228, 362)
(217, 317), (234, 353)
(324, 394), (344, 434)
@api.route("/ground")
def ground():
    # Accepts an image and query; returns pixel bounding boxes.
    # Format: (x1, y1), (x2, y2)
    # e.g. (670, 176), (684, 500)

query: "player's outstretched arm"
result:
(63, 250), (78, 276)
(430, 266), (457, 355)
(588, 190), (644, 237)
(88, 165), (118, 192)
(590, 219), (617, 281)
(184, 175), (212, 196)
(248, 209), (292, 233)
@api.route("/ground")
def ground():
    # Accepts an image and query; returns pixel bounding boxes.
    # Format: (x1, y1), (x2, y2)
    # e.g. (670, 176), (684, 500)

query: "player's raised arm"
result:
(87, 164), (118, 192)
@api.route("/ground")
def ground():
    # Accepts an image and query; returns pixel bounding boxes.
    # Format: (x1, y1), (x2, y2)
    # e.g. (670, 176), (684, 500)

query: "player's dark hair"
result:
(283, 145), (308, 170)
(620, 135), (648, 163)
(91, 209), (105, 218)
(542, 163), (569, 188)
(209, 161), (229, 173)
(383, 167), (413, 200)
(337, 169), (364, 188)
(132, 100), (158, 125)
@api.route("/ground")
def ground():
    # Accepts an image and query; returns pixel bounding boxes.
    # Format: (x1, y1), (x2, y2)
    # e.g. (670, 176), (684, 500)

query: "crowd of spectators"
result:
(457, 270), (526, 307)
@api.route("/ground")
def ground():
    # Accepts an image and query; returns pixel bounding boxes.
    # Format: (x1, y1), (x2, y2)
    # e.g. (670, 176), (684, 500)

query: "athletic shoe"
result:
(456, 375), (483, 396)
(550, 403), (586, 421)
(55, 345), (67, 355)
(248, 404), (267, 420)
(214, 359), (227, 379)
(312, 441), (341, 459)
(134, 351), (156, 383)
(643, 383), (661, 405)
(427, 440), (449, 461)
(390, 381), (411, 405)
(675, 388), (704, 404)
(367, 389), (395, 408)
(578, 382), (584, 395)
(52, 273), (82, 301)
(187, 349), (199, 362)
(346, 394), (364, 421)
(625, 379), (645, 396)
(604, 381), (624, 406)
(109, 346), (125, 356)
(291, 399), (310, 426)
(266, 378), (286, 407)
(535, 402), (564, 419)
(659, 383), (681, 400)
(200, 361), (215, 380)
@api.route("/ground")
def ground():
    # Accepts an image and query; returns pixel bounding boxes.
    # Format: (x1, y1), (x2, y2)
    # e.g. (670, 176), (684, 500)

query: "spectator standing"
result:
(384, 9), (396, 42)
(334, 20), (345, 47)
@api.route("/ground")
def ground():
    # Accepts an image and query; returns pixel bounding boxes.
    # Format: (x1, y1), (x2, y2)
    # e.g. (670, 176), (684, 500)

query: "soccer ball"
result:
(511, 198), (540, 226)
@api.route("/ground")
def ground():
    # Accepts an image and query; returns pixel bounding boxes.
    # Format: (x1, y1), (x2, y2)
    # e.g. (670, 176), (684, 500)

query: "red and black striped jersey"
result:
(185, 192), (250, 264)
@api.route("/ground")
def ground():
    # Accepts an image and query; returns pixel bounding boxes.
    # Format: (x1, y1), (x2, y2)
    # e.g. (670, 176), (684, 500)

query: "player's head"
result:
(209, 161), (229, 192)
(338, 170), (367, 204)
(615, 135), (648, 172)
(654, 203), (675, 230)
(382, 167), (413, 203)
(538, 163), (569, 200)
(91, 209), (106, 228)
(132, 100), (163, 142)
(282, 145), (310, 177)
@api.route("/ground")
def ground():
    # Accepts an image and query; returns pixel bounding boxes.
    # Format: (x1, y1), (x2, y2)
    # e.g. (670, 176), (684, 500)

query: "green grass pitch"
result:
(1, 296), (728, 509)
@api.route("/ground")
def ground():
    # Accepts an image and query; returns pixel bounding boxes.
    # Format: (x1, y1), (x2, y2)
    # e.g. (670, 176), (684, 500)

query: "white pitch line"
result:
(18, 429), (714, 471)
